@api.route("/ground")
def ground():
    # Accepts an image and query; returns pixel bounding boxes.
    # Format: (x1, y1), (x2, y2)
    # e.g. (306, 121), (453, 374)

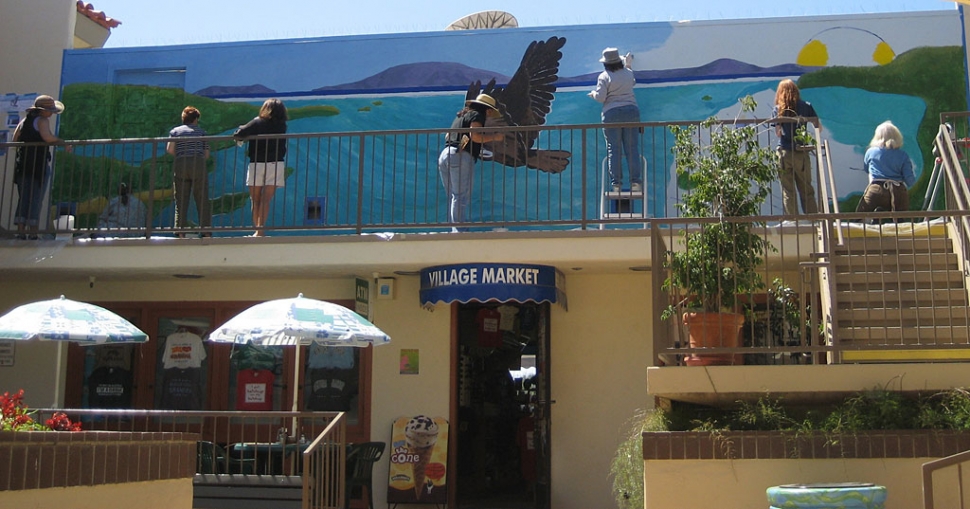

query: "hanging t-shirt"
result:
(235, 368), (275, 411)
(496, 304), (519, 331)
(306, 368), (354, 411)
(476, 308), (502, 348)
(162, 331), (207, 370)
(307, 343), (355, 369)
(94, 344), (133, 371)
(159, 368), (204, 410)
(87, 366), (133, 409)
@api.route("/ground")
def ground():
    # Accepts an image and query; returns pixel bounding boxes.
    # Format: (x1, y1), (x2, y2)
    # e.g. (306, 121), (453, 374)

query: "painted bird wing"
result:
(486, 37), (571, 172)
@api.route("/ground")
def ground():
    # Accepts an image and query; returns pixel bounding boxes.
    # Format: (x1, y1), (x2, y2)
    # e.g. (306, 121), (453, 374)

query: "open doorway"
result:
(454, 302), (549, 509)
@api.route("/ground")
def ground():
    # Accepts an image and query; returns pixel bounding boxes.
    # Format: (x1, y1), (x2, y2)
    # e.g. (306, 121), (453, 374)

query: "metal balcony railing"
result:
(0, 120), (801, 238)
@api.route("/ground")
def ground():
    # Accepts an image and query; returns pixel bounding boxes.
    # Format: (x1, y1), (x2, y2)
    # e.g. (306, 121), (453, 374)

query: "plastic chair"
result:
(196, 441), (256, 474)
(345, 441), (385, 509)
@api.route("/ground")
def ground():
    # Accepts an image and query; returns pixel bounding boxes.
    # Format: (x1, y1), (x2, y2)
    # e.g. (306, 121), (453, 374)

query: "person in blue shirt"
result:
(773, 79), (820, 215)
(856, 120), (916, 213)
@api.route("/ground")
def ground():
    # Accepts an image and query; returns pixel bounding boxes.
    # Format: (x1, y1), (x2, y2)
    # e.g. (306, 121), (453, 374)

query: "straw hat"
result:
(599, 47), (622, 65)
(28, 95), (65, 114)
(465, 93), (499, 111)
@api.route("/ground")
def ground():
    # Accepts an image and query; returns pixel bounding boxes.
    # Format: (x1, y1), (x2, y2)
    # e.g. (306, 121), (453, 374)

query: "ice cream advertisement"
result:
(387, 415), (449, 504)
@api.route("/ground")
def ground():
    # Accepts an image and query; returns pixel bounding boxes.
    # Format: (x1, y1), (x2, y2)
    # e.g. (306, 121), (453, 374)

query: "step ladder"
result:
(598, 156), (648, 227)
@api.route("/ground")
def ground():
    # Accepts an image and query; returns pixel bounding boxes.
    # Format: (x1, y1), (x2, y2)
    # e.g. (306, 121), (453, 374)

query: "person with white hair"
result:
(856, 120), (916, 213)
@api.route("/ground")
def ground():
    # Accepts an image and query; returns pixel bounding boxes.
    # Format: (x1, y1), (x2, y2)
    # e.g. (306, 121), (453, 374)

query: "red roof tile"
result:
(76, 1), (121, 29)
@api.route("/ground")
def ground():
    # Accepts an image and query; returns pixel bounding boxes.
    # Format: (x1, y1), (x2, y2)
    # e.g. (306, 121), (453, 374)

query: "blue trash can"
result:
(767, 482), (887, 509)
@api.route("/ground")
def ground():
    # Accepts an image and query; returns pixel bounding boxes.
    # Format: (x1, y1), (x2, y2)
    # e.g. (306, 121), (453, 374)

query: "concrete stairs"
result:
(831, 233), (970, 351)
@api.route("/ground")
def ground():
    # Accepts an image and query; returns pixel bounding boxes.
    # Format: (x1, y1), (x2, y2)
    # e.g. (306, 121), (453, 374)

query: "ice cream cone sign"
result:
(387, 415), (449, 504)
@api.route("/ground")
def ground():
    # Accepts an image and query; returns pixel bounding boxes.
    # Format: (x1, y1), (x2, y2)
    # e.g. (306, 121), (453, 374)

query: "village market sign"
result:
(419, 263), (566, 309)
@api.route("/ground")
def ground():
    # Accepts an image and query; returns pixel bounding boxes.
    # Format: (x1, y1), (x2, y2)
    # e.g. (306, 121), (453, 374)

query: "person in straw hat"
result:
(588, 47), (643, 194)
(11, 95), (66, 240)
(437, 93), (505, 232)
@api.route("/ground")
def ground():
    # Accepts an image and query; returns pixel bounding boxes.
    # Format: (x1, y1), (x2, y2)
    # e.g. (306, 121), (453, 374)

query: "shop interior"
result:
(456, 302), (542, 509)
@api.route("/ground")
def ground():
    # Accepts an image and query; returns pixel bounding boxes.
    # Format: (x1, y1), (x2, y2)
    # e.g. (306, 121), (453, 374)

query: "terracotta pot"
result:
(682, 312), (744, 366)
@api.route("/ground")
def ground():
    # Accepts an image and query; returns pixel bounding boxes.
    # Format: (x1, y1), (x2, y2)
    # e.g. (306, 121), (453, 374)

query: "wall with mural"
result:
(57, 10), (967, 227)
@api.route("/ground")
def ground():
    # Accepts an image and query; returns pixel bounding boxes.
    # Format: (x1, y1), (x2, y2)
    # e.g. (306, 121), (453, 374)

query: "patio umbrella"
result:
(0, 295), (149, 405)
(208, 293), (391, 425)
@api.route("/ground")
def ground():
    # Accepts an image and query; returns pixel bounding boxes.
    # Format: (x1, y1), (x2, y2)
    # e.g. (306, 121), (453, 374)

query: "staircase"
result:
(830, 228), (970, 360)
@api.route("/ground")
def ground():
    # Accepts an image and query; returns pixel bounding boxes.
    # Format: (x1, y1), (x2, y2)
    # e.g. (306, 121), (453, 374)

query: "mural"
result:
(56, 11), (967, 229)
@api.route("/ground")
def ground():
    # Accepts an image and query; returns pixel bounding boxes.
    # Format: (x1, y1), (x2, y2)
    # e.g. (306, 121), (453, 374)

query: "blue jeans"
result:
(438, 146), (475, 228)
(602, 105), (643, 187)
(14, 170), (50, 227)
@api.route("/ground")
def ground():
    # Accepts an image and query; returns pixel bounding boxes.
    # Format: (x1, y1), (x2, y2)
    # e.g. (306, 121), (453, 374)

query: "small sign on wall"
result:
(400, 349), (419, 374)
(0, 340), (15, 367)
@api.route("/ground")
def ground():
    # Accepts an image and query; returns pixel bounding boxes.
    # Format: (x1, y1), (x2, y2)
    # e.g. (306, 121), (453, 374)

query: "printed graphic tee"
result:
(235, 368), (275, 410)
(162, 332), (207, 370)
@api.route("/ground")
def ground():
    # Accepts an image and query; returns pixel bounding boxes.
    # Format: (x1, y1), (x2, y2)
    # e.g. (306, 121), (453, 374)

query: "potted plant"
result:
(663, 96), (777, 365)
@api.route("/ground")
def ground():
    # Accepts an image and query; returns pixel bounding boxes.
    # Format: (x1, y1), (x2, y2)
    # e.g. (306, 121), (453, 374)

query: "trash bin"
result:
(767, 482), (887, 509)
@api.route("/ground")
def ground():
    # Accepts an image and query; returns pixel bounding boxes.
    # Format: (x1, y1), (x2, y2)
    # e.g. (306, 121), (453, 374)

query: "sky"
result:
(90, 0), (957, 48)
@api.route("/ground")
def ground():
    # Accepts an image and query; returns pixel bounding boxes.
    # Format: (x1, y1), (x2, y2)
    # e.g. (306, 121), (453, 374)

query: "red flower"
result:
(1, 390), (81, 432)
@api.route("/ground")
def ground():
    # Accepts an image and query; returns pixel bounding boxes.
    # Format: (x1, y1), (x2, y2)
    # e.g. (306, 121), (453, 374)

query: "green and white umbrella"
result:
(0, 295), (148, 343)
(209, 293), (390, 421)
(0, 295), (149, 406)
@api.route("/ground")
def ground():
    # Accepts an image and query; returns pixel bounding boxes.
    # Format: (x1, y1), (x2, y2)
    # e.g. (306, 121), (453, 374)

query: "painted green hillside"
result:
(59, 83), (340, 140)
(798, 45), (967, 210)
(53, 84), (334, 225)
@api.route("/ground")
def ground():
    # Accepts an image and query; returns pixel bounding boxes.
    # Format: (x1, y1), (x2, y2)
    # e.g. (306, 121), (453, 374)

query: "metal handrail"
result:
(303, 413), (347, 509)
(922, 448), (970, 509)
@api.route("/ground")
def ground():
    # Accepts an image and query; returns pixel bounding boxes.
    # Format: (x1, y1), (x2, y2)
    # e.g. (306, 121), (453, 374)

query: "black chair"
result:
(196, 441), (256, 474)
(345, 441), (385, 509)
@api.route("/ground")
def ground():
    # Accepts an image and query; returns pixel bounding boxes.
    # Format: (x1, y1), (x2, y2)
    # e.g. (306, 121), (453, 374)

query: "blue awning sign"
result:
(419, 263), (567, 310)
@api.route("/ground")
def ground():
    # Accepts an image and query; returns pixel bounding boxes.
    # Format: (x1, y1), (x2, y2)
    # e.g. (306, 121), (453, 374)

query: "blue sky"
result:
(91, 0), (955, 48)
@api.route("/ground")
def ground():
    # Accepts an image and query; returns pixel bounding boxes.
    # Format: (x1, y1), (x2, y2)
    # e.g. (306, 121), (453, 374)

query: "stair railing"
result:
(302, 413), (347, 509)
(922, 448), (970, 509)
(934, 124), (970, 303)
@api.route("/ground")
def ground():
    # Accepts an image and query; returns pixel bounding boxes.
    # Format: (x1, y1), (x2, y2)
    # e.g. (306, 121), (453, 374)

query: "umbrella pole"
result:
(291, 345), (300, 437)
(53, 341), (63, 407)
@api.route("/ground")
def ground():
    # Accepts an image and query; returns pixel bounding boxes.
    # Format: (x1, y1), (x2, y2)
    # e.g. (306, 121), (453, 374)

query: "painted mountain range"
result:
(194, 58), (812, 97)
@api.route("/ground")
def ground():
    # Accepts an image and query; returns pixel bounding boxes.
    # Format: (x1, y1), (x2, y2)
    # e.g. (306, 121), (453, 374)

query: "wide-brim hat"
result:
(599, 47), (622, 65)
(28, 95), (65, 114)
(465, 93), (499, 111)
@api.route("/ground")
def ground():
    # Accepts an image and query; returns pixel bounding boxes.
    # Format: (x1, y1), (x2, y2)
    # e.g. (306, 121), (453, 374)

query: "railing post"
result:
(580, 127), (588, 230)
(146, 139), (157, 238)
(356, 133), (366, 235)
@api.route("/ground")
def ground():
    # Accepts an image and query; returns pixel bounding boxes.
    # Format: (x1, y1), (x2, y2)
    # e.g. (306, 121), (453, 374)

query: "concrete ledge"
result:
(646, 363), (970, 405)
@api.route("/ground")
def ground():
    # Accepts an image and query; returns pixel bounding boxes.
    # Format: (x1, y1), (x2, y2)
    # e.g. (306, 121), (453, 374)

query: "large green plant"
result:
(663, 96), (778, 314)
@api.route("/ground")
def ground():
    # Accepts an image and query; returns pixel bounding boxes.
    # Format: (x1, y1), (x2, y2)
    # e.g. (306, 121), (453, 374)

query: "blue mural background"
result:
(57, 11), (965, 229)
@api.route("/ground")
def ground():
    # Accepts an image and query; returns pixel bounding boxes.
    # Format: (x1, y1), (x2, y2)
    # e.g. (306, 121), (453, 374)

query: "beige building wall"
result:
(645, 458), (942, 509)
(0, 0), (76, 230)
(3, 479), (194, 509)
(1, 268), (654, 509)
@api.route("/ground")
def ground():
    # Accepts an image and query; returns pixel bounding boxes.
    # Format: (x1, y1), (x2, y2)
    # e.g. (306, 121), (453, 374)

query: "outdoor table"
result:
(231, 441), (311, 475)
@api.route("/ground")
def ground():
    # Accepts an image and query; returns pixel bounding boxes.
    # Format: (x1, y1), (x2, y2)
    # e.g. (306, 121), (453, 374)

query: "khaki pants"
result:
(777, 148), (818, 215)
(173, 155), (211, 229)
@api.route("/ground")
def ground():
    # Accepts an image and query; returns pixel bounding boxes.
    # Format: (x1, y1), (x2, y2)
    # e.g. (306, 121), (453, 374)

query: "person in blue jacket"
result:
(856, 121), (916, 213)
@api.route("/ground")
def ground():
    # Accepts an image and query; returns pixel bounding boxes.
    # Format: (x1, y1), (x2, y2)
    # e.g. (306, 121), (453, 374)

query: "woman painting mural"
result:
(234, 98), (288, 237)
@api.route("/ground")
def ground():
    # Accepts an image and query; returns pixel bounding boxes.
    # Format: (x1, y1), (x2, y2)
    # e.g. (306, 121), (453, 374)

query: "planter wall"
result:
(0, 430), (197, 491)
(642, 430), (970, 509)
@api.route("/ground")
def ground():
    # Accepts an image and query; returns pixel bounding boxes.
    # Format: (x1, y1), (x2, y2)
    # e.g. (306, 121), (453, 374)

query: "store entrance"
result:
(455, 302), (549, 509)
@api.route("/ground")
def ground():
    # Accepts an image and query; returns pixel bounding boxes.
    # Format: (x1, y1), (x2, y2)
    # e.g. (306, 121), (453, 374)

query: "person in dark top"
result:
(773, 79), (821, 215)
(437, 93), (504, 232)
(233, 98), (288, 237)
(11, 95), (65, 240)
(166, 106), (211, 237)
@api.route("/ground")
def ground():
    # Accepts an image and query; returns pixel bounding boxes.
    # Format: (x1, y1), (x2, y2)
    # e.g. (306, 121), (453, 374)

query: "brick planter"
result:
(642, 430), (970, 460)
(0, 430), (198, 491)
